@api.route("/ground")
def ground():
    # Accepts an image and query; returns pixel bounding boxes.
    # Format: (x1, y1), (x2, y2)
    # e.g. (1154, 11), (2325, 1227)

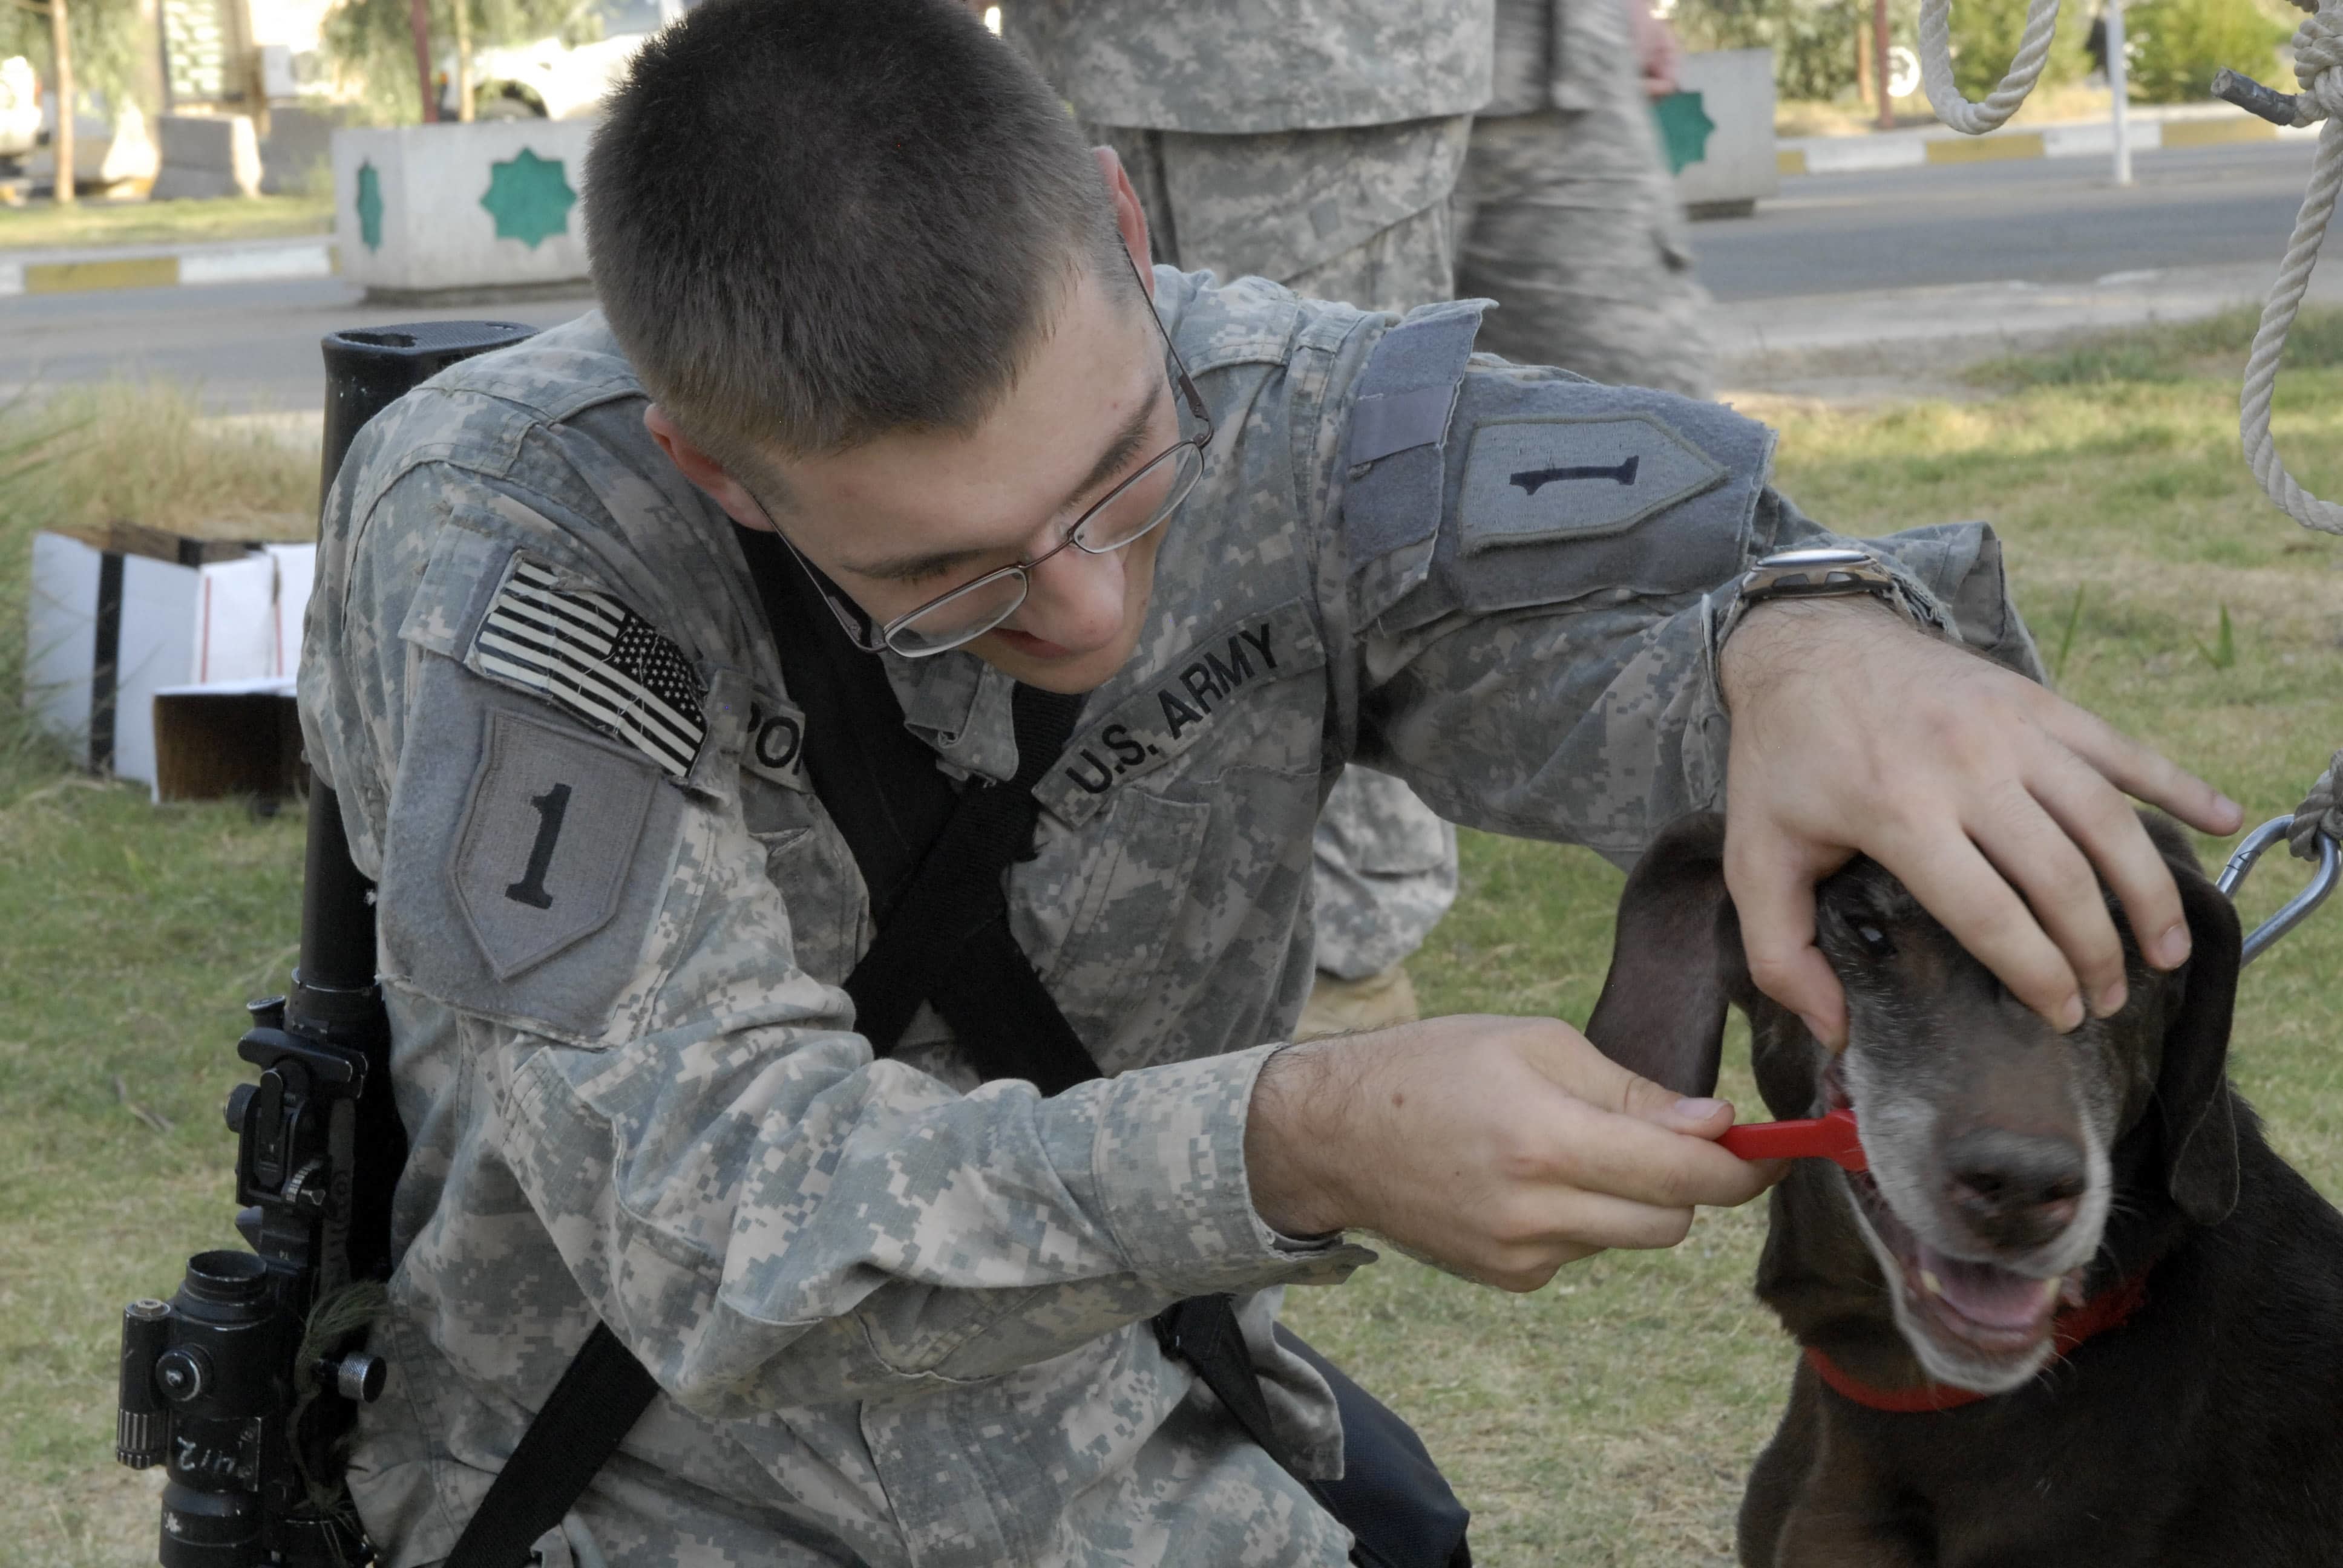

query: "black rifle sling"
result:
(736, 525), (1103, 1091)
(448, 528), (1322, 1567)
(442, 1322), (657, 1568)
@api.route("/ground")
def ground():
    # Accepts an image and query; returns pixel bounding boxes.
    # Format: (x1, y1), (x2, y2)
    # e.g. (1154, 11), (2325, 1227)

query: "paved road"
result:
(4, 136), (2330, 410)
(5, 283), (598, 413)
(1689, 138), (2324, 301)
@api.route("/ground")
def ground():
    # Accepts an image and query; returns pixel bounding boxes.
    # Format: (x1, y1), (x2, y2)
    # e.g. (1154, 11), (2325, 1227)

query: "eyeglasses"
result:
(775, 266), (1214, 659)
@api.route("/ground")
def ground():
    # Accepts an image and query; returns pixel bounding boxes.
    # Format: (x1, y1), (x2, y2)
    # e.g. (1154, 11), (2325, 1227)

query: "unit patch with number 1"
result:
(448, 707), (659, 980)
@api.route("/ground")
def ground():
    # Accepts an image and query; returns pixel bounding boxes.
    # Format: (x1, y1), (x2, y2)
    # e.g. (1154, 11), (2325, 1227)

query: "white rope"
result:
(1916, 0), (2065, 134)
(2240, 2), (2343, 535)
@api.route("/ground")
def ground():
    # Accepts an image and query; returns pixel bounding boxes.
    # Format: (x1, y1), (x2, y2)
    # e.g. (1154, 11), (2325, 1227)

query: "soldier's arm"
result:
(301, 452), (1369, 1417)
(1215, 321), (2230, 1291)
(1323, 332), (2235, 1039)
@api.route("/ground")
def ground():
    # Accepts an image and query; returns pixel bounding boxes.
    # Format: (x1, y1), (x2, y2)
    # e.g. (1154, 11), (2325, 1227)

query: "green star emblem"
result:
(355, 161), (384, 252)
(1653, 91), (1716, 176)
(479, 148), (577, 250)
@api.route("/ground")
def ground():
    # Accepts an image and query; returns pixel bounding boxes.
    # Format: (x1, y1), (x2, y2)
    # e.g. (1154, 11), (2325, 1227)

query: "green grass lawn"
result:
(4, 324), (2341, 1566)
(0, 195), (334, 254)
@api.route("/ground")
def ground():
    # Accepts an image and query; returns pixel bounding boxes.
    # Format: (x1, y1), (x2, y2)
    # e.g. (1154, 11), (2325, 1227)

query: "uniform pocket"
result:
(1017, 788), (1213, 1074)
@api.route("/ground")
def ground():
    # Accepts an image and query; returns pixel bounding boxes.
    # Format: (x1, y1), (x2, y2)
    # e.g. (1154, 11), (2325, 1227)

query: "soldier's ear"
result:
(1091, 146), (1156, 294)
(644, 405), (773, 533)
(1586, 812), (1737, 1099)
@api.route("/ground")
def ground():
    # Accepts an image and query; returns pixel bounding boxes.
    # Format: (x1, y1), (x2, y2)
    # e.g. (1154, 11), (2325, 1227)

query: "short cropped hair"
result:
(585, 0), (1124, 474)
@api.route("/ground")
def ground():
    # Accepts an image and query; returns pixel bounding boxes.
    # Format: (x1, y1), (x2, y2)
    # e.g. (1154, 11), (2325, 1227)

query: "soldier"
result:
(304, 1), (2240, 1562)
(1004, 0), (1487, 1036)
(1458, 0), (1719, 396)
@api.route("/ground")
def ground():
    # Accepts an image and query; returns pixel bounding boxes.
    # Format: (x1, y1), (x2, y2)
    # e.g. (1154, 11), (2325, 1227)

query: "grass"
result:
(4, 335), (2341, 1566)
(0, 195), (334, 255)
(1968, 305), (2343, 391)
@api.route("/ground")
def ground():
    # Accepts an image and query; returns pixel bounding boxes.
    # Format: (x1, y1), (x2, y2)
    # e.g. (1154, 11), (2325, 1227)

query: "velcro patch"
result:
(1460, 414), (1728, 551)
(471, 556), (707, 779)
(449, 708), (659, 980)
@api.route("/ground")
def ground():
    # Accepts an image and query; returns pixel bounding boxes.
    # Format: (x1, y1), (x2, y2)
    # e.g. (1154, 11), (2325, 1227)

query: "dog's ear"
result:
(2143, 813), (2244, 1226)
(1585, 812), (1737, 1098)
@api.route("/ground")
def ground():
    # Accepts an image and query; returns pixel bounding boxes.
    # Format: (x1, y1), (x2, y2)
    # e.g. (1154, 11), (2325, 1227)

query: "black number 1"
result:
(505, 783), (572, 909)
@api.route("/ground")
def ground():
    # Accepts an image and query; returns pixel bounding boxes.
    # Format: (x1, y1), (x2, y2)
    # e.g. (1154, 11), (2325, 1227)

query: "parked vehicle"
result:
(1, 57), (42, 166)
(451, 0), (689, 120)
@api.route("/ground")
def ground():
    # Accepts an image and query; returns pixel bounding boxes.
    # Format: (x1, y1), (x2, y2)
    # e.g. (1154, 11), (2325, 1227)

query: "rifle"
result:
(114, 322), (535, 1568)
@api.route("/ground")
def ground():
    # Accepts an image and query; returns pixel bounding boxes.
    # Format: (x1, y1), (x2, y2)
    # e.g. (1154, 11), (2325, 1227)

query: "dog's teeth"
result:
(1919, 1270), (1944, 1297)
(2042, 1276), (2062, 1304)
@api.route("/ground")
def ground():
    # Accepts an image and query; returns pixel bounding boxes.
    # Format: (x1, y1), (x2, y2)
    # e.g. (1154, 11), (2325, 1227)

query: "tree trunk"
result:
(454, 0), (473, 122)
(409, 0), (437, 122)
(50, 0), (76, 204)
(1873, 0), (1893, 128)
(134, 0), (166, 120)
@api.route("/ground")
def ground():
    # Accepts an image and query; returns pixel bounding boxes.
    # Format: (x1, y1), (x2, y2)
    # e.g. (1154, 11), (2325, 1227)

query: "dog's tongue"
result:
(1916, 1244), (2055, 1331)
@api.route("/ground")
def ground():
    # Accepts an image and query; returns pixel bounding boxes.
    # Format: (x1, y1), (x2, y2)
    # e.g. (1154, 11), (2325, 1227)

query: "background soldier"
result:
(1457, 0), (1719, 396)
(1004, 0), (1488, 1036)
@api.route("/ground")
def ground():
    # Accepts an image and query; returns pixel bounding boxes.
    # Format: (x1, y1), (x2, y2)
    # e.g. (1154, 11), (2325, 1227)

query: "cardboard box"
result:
(25, 526), (315, 799)
(152, 678), (305, 802)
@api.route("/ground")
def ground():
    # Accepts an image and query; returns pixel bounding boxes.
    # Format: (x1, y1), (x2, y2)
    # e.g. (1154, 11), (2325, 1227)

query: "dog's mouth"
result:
(1824, 1068), (2090, 1386)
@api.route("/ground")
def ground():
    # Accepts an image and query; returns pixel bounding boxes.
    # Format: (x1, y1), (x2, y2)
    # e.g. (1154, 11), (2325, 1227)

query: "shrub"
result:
(2126, 0), (2293, 103)
(1941, 0), (2092, 99)
(1674, 0), (1876, 103)
(1673, 0), (2095, 110)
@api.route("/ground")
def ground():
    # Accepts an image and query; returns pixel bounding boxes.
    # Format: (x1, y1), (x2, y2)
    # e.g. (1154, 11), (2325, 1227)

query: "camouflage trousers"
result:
(1092, 119), (1466, 984)
(1453, 105), (1718, 397)
(1092, 117), (1467, 315)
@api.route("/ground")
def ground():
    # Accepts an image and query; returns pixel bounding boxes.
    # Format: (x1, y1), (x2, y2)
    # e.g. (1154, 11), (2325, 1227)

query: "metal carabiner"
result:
(2214, 814), (2341, 966)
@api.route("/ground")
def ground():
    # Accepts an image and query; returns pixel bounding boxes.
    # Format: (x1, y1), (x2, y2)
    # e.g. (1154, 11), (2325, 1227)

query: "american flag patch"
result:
(473, 557), (707, 779)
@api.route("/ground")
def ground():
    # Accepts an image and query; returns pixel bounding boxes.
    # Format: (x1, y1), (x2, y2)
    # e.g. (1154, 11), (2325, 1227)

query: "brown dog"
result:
(1586, 812), (2343, 1566)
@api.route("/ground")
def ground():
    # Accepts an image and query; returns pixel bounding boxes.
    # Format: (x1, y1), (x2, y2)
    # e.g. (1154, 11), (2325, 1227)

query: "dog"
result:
(1585, 811), (2343, 1566)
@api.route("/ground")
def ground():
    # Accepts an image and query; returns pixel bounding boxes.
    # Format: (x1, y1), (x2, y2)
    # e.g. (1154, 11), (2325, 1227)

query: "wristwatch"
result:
(1718, 547), (1945, 648)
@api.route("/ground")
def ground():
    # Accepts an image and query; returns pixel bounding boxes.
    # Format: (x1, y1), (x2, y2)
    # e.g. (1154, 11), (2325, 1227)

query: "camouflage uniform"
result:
(303, 270), (2040, 1566)
(1455, 0), (1719, 396)
(1008, 0), (1490, 995)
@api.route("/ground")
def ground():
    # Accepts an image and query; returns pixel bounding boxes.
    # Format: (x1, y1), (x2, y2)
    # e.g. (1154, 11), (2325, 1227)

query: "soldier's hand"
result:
(1717, 596), (2242, 1047)
(1244, 1016), (1779, 1292)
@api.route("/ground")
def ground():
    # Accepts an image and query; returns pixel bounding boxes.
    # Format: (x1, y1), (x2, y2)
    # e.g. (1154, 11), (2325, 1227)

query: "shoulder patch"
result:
(1460, 414), (1728, 549)
(448, 707), (658, 979)
(1360, 373), (1778, 633)
(470, 555), (707, 779)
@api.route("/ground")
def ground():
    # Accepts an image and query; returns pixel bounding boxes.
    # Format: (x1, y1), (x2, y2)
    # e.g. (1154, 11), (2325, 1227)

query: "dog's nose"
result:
(1942, 1128), (2088, 1252)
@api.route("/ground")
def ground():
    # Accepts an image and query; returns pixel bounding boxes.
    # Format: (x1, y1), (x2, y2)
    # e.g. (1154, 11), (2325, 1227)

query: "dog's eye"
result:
(1854, 923), (1895, 958)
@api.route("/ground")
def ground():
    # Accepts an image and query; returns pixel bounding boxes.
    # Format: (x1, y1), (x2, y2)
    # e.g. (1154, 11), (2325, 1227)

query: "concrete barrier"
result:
(333, 119), (596, 301)
(1672, 50), (1778, 218)
(151, 113), (262, 200)
(259, 105), (347, 195)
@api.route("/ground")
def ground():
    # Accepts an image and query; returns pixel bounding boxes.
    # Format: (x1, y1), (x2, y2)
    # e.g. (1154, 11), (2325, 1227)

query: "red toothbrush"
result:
(1719, 1105), (1868, 1172)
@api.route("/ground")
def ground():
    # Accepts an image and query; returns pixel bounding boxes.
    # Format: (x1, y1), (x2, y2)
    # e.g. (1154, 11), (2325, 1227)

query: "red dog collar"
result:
(1804, 1269), (2154, 1413)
